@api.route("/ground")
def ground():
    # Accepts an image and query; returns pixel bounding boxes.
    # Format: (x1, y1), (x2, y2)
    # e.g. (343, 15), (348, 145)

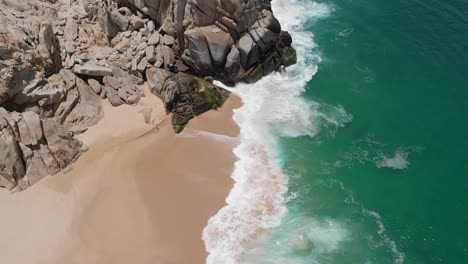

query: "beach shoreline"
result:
(0, 91), (242, 264)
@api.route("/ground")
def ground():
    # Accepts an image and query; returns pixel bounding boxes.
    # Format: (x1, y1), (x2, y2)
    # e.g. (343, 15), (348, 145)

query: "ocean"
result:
(204, 0), (468, 263)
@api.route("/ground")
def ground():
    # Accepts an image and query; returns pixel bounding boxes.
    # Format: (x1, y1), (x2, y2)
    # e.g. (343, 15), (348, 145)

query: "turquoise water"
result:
(258, 0), (468, 263)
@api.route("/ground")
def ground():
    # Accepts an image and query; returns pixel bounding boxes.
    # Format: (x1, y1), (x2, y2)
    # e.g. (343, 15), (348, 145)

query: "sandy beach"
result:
(0, 89), (241, 264)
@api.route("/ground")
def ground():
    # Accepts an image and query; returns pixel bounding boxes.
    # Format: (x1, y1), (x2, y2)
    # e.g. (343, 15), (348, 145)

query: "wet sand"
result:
(0, 90), (241, 264)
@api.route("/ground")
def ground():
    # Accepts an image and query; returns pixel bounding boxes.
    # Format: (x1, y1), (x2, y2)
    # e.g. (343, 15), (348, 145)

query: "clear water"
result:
(240, 0), (468, 263)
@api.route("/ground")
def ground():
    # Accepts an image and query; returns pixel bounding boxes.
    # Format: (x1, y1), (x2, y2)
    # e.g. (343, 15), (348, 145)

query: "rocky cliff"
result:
(0, 0), (296, 190)
(116, 0), (296, 84)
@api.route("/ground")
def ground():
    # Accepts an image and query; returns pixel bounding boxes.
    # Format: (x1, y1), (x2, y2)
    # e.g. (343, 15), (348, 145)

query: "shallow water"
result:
(206, 0), (468, 263)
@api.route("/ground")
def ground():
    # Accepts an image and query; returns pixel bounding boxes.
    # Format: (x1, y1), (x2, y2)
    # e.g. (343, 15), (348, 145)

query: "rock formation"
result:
(117, 0), (296, 84)
(0, 0), (296, 190)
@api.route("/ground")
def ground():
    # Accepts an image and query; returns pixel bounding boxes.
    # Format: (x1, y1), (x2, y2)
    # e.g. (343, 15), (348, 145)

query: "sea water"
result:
(204, 0), (468, 263)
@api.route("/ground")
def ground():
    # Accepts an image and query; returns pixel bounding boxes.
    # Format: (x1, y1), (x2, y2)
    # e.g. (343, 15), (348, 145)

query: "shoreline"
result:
(0, 92), (242, 264)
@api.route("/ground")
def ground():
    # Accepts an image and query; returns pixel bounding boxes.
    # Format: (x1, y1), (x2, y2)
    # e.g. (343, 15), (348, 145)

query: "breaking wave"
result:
(202, 1), (339, 263)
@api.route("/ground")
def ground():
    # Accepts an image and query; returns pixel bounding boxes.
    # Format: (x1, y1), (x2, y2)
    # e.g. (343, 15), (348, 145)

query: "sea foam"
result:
(202, 1), (334, 263)
(376, 151), (410, 170)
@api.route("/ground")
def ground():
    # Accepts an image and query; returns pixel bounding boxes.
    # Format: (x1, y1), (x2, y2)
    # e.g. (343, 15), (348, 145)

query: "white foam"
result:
(203, 1), (334, 263)
(363, 210), (406, 264)
(242, 216), (349, 264)
(376, 151), (410, 170)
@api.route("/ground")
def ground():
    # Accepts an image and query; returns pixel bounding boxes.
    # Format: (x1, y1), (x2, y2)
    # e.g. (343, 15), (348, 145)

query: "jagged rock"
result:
(148, 32), (160, 45)
(10, 72), (66, 107)
(38, 21), (59, 62)
(0, 107), (83, 190)
(63, 78), (103, 133)
(137, 57), (148, 72)
(42, 118), (82, 169)
(55, 89), (79, 124)
(17, 111), (43, 146)
(59, 69), (77, 91)
(26, 144), (61, 186)
(0, 112), (25, 190)
(118, 87), (128, 101)
(73, 63), (113, 77)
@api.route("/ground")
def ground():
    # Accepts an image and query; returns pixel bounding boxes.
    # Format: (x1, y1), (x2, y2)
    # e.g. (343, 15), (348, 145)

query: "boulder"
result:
(110, 10), (129, 31)
(106, 86), (123, 106)
(130, 16), (145, 30)
(17, 111), (43, 146)
(238, 34), (260, 70)
(0, 107), (83, 190)
(203, 26), (234, 68)
(145, 45), (157, 63)
(26, 145), (61, 186)
(146, 68), (228, 132)
(97, 6), (119, 38)
(55, 89), (79, 124)
(42, 118), (82, 169)
(224, 46), (242, 81)
(117, 0), (296, 82)
(148, 31), (161, 45)
(146, 67), (170, 95)
(0, 114), (25, 190)
(63, 78), (103, 133)
(163, 34), (175, 46)
(87, 79), (102, 94)
(159, 45), (175, 67)
(73, 63), (113, 77)
(137, 57), (148, 72)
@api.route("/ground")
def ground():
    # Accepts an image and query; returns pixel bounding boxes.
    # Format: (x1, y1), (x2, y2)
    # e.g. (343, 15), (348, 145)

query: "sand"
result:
(0, 89), (242, 264)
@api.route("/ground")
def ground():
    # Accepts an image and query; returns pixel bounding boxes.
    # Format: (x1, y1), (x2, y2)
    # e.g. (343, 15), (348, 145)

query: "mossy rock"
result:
(201, 85), (224, 108)
(280, 46), (297, 67)
(174, 124), (186, 134)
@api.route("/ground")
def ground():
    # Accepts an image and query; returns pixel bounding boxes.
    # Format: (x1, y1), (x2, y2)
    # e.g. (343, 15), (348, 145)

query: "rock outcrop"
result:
(117, 0), (296, 84)
(146, 68), (227, 132)
(0, 108), (83, 190)
(0, 0), (296, 190)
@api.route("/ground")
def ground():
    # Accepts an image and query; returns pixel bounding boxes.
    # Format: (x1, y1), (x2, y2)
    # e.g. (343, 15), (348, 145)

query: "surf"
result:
(202, 1), (335, 263)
